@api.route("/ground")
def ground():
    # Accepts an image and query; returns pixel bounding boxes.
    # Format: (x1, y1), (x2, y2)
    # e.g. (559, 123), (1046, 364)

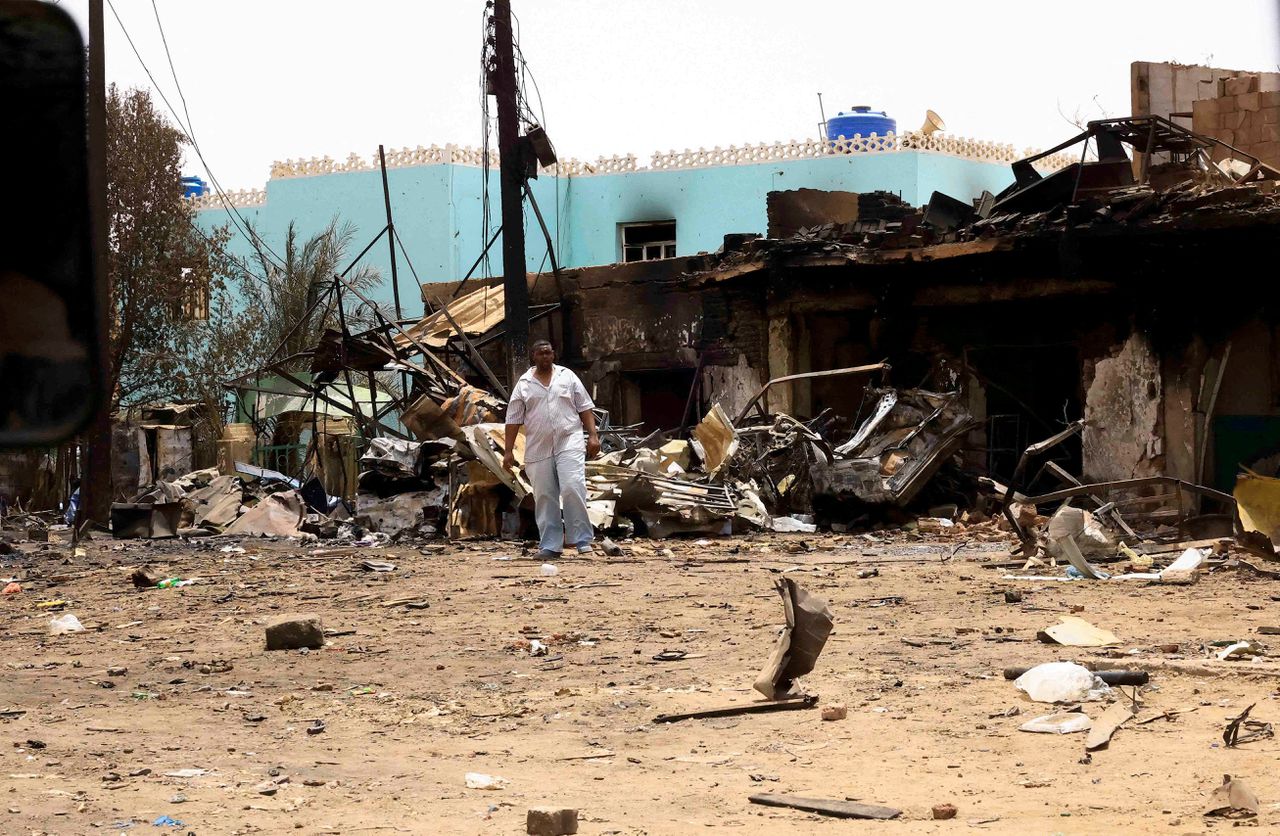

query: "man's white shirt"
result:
(504, 364), (595, 464)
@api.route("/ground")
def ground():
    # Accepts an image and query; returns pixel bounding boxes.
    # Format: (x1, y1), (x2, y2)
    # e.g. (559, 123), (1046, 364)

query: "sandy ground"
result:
(2, 529), (1280, 835)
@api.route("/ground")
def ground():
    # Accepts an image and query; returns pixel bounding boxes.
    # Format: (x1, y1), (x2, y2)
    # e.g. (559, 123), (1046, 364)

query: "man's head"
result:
(530, 339), (555, 372)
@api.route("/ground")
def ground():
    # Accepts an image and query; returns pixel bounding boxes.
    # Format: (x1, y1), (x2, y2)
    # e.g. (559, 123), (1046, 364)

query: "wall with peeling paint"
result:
(1082, 332), (1164, 482)
(703, 354), (762, 421)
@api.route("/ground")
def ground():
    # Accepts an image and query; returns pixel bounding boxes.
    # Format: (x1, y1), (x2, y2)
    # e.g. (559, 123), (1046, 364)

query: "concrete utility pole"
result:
(81, 0), (113, 531)
(491, 0), (530, 387)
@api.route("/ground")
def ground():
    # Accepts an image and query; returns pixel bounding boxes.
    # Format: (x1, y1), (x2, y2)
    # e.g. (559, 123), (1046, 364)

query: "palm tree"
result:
(249, 218), (384, 369)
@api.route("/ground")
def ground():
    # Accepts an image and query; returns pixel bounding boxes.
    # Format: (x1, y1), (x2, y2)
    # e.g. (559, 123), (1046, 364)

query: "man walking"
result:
(503, 340), (600, 558)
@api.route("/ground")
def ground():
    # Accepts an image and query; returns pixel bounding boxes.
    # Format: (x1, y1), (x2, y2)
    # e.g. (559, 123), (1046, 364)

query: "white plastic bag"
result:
(1015, 662), (1110, 703)
(1019, 711), (1093, 734)
(539, 563), (559, 577)
(464, 772), (508, 790)
(49, 614), (84, 634)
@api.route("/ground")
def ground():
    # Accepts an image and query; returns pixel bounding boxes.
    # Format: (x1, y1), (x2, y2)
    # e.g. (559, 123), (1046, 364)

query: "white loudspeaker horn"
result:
(920, 110), (946, 136)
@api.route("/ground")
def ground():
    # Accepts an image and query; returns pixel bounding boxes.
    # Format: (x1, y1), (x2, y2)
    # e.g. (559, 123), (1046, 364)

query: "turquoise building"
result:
(193, 132), (1073, 314)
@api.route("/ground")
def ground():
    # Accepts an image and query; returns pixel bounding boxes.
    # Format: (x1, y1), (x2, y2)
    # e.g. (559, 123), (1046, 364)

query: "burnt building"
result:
(446, 116), (1280, 502)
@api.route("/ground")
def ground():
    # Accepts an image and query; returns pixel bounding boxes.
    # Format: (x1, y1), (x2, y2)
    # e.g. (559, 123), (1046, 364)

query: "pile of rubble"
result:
(93, 362), (993, 545)
(107, 465), (344, 541)
(421, 365), (987, 542)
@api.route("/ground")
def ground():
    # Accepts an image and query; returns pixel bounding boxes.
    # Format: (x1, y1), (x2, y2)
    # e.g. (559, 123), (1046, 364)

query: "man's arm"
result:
(502, 382), (525, 470)
(502, 423), (521, 470)
(566, 374), (599, 458)
(580, 408), (600, 459)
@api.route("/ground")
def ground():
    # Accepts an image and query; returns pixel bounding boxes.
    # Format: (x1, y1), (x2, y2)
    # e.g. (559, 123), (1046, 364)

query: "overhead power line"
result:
(106, 0), (287, 275)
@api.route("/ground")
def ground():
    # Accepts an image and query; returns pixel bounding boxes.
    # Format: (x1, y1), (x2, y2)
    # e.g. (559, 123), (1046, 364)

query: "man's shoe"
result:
(536, 549), (561, 559)
(576, 543), (594, 554)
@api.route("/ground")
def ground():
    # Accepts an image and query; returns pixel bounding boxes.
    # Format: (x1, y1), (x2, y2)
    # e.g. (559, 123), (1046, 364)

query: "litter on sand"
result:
(1038, 615), (1121, 647)
(1018, 712), (1093, 734)
(1014, 662), (1111, 703)
(1204, 775), (1259, 819)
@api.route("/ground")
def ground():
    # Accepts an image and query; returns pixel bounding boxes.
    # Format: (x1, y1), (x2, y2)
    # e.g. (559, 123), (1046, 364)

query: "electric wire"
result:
(107, 0), (287, 275)
(145, 0), (288, 273)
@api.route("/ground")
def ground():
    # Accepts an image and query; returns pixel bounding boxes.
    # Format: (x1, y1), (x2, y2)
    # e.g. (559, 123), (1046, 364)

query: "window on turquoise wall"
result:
(620, 221), (676, 262)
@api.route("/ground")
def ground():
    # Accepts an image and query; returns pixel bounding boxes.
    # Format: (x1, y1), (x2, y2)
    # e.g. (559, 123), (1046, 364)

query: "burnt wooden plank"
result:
(749, 793), (901, 820)
(653, 694), (816, 724)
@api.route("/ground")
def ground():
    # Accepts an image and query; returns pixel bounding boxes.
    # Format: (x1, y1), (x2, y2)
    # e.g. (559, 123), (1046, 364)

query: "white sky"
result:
(56, 0), (1280, 191)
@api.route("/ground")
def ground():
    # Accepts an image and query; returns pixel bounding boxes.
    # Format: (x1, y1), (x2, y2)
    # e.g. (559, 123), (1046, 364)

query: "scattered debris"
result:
(749, 793), (901, 820)
(754, 578), (833, 700)
(1085, 703), (1135, 751)
(1019, 712), (1093, 734)
(526, 807), (579, 836)
(820, 703), (847, 721)
(1014, 663), (1111, 703)
(1223, 703), (1273, 747)
(1038, 616), (1121, 648)
(265, 615), (325, 651)
(465, 772), (509, 790)
(653, 694), (817, 724)
(1204, 774), (1258, 819)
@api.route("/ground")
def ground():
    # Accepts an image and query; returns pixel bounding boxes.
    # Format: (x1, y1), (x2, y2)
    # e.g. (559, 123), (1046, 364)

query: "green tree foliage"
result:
(105, 85), (385, 424)
(105, 84), (246, 411)
(243, 218), (383, 372)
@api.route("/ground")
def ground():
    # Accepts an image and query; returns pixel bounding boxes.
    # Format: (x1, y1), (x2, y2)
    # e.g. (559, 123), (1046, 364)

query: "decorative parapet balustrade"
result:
(188, 188), (267, 210)
(185, 133), (1075, 209)
(258, 132), (1073, 183)
(648, 132), (1076, 171)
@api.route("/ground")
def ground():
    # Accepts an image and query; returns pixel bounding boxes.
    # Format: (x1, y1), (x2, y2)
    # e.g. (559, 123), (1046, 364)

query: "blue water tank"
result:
(181, 176), (208, 198)
(826, 106), (897, 146)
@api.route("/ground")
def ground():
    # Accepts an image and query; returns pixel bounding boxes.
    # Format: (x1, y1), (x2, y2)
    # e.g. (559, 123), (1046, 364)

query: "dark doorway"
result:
(965, 343), (1082, 485)
(620, 368), (696, 433)
(805, 311), (877, 418)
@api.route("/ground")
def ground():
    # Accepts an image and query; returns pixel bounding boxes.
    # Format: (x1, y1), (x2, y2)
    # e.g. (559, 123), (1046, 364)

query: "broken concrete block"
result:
(265, 614), (325, 651)
(820, 703), (847, 721)
(526, 807), (578, 835)
(1193, 97), (1220, 119)
(1225, 75), (1259, 97)
(1044, 506), (1117, 557)
(1159, 547), (1207, 585)
(997, 502), (1038, 531)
